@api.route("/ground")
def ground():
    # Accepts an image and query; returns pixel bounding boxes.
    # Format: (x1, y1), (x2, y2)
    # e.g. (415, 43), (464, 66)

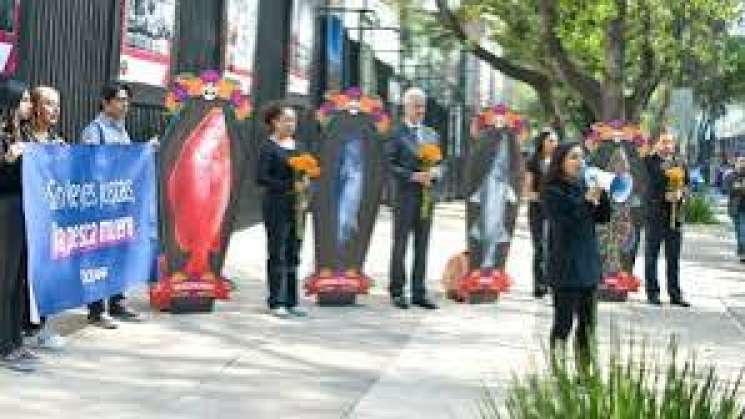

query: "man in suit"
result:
(643, 132), (690, 307)
(387, 87), (440, 310)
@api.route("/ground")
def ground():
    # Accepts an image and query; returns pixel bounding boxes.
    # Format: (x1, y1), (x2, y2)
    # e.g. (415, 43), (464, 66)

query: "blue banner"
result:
(22, 144), (158, 316)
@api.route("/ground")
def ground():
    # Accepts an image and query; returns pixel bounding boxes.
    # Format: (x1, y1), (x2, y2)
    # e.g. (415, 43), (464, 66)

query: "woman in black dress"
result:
(542, 142), (610, 371)
(0, 80), (36, 370)
(525, 129), (558, 298)
(256, 103), (308, 318)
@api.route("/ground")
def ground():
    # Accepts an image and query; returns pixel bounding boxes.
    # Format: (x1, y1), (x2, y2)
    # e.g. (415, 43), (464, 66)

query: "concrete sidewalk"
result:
(0, 203), (743, 418)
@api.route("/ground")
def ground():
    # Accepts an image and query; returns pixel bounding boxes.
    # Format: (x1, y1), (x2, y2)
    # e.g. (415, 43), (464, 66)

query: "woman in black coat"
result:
(525, 129), (558, 298)
(0, 80), (37, 370)
(256, 102), (308, 318)
(542, 142), (610, 371)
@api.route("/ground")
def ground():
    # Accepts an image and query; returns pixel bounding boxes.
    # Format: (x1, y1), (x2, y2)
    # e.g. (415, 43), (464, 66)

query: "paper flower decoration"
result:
(165, 71), (253, 121)
(316, 87), (390, 133)
(475, 104), (527, 135)
(585, 121), (650, 156)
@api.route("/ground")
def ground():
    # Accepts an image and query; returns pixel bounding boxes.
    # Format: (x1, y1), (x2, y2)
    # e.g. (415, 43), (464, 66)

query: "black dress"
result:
(0, 137), (26, 356)
(526, 155), (549, 295)
(256, 139), (303, 309)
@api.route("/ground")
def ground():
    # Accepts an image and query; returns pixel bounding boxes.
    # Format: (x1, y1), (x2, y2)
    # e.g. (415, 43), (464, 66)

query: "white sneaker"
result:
(287, 307), (307, 318)
(32, 328), (66, 351)
(270, 307), (290, 318)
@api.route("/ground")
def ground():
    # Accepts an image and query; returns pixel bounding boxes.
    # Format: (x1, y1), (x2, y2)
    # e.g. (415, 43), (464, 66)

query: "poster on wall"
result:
(225, 0), (259, 95)
(326, 15), (344, 91)
(287, 1), (314, 95)
(119, 0), (176, 87)
(0, 0), (20, 76)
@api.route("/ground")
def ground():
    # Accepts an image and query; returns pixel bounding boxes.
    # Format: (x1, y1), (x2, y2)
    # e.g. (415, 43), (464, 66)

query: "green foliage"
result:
(387, 0), (745, 131)
(478, 337), (744, 418)
(684, 193), (719, 224)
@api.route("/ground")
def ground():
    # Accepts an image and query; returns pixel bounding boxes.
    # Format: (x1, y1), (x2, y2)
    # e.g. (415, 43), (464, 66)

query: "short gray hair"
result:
(403, 87), (426, 105)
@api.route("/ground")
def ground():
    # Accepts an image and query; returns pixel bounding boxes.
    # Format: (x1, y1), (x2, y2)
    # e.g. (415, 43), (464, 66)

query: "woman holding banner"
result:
(8, 86), (66, 351)
(0, 80), (38, 370)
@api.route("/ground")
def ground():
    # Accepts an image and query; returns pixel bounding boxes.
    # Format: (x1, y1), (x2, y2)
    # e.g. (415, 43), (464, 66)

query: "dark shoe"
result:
(88, 316), (118, 330)
(412, 299), (439, 310)
(670, 298), (691, 307)
(17, 347), (39, 361)
(109, 306), (140, 322)
(647, 295), (662, 305)
(392, 296), (409, 309)
(0, 351), (35, 372)
(534, 287), (548, 299)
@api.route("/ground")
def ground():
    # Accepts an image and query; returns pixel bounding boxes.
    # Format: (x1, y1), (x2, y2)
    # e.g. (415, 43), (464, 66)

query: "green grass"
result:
(478, 337), (744, 419)
(684, 194), (719, 225)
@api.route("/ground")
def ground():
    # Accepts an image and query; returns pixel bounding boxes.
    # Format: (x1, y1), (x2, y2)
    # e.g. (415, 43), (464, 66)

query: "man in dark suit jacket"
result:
(386, 87), (440, 310)
(644, 133), (690, 307)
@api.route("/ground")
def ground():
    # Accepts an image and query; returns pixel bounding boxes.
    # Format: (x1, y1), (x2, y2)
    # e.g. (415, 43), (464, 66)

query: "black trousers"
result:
(88, 294), (126, 319)
(263, 196), (300, 309)
(389, 188), (431, 301)
(0, 196), (25, 355)
(528, 203), (548, 294)
(644, 221), (682, 300)
(550, 288), (596, 368)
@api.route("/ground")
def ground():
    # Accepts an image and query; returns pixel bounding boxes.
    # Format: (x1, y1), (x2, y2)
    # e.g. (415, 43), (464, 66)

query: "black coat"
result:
(726, 171), (745, 218)
(386, 123), (441, 197)
(644, 154), (689, 226)
(543, 179), (611, 290)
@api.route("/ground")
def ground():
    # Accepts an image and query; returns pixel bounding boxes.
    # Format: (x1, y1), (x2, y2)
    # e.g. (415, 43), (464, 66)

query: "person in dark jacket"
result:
(256, 102), (308, 318)
(643, 133), (690, 307)
(726, 156), (745, 262)
(0, 79), (37, 371)
(525, 129), (558, 298)
(387, 87), (441, 310)
(542, 142), (610, 371)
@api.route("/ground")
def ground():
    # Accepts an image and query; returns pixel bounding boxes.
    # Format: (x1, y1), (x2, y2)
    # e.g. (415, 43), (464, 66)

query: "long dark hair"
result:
(0, 79), (29, 144)
(544, 142), (582, 186)
(532, 130), (552, 160)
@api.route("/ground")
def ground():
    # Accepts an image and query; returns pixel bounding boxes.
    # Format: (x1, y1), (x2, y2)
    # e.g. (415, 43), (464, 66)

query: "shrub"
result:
(479, 337), (744, 418)
(684, 194), (719, 225)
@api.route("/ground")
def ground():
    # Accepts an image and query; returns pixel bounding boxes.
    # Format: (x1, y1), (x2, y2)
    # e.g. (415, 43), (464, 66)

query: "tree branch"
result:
(434, 0), (550, 89)
(538, 0), (603, 117)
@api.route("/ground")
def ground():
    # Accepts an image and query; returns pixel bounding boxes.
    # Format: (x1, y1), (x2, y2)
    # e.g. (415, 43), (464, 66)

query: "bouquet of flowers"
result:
(417, 143), (443, 219)
(664, 165), (686, 229)
(288, 153), (321, 239)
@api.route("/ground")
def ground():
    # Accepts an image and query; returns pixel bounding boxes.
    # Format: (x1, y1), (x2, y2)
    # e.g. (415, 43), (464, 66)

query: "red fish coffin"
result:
(151, 107), (233, 311)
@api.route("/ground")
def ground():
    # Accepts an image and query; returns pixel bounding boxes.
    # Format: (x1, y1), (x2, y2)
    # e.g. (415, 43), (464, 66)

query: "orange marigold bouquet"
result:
(418, 143), (443, 219)
(665, 165), (686, 229)
(288, 153), (320, 239)
(288, 153), (321, 179)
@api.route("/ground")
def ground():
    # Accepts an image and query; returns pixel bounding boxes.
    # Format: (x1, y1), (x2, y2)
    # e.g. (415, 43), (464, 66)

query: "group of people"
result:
(0, 79), (702, 375)
(0, 79), (146, 371)
(255, 86), (696, 371)
(257, 88), (441, 318)
(524, 131), (692, 368)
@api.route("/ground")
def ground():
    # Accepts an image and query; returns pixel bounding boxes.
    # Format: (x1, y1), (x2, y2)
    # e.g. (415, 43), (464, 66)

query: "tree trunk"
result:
(601, 0), (627, 121)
